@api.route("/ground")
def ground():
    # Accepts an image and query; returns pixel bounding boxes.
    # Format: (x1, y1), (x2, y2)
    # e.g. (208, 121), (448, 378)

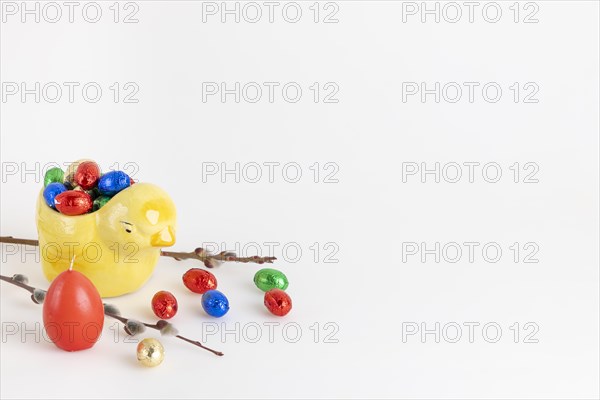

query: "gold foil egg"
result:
(136, 338), (165, 367)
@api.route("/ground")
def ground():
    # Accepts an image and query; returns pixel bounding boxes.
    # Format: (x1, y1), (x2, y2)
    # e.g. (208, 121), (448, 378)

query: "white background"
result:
(1, 1), (599, 399)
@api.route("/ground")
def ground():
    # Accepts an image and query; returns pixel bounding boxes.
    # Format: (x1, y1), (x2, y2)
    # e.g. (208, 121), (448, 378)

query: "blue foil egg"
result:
(97, 171), (131, 196)
(201, 290), (230, 318)
(43, 182), (67, 209)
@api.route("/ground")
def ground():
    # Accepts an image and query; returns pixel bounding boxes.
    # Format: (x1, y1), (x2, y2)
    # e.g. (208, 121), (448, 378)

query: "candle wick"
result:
(69, 255), (76, 271)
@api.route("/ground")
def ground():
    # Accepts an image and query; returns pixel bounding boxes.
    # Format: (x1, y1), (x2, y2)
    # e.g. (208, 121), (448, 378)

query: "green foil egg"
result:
(88, 187), (101, 200)
(253, 268), (289, 292)
(92, 195), (111, 211)
(44, 167), (64, 187)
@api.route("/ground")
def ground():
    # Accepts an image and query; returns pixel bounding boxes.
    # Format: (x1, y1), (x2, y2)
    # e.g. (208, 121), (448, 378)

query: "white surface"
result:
(0, 1), (599, 399)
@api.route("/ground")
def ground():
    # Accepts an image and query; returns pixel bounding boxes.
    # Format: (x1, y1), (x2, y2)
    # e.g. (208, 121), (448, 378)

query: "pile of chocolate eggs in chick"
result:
(42, 161), (133, 215)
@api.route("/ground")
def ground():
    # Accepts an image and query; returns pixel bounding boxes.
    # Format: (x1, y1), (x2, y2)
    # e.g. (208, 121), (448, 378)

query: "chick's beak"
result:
(151, 226), (176, 247)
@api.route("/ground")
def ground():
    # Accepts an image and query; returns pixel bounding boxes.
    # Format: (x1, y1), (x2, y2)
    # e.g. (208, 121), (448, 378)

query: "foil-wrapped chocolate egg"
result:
(43, 167), (64, 187)
(43, 182), (67, 209)
(74, 161), (101, 190)
(264, 289), (292, 316)
(98, 171), (131, 196)
(54, 190), (93, 215)
(254, 268), (289, 292)
(137, 338), (165, 367)
(63, 159), (93, 184)
(151, 291), (178, 319)
(92, 195), (111, 211)
(201, 290), (229, 317)
(182, 268), (218, 294)
(89, 187), (101, 199)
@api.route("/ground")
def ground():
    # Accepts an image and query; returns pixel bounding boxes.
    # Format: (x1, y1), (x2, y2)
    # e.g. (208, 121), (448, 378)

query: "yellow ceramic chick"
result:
(36, 183), (176, 297)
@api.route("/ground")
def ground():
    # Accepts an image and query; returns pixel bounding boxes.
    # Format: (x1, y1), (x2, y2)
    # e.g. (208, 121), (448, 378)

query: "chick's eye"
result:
(120, 221), (134, 234)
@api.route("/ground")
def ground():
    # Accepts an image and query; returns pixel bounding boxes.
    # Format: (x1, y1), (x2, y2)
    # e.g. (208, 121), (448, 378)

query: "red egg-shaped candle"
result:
(151, 291), (178, 319)
(264, 289), (292, 316)
(74, 161), (101, 190)
(43, 270), (104, 351)
(54, 190), (92, 215)
(182, 268), (217, 294)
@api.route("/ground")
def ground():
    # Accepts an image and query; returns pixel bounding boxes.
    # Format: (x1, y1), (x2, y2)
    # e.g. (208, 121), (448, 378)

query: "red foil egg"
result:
(151, 291), (178, 319)
(182, 268), (217, 294)
(74, 161), (101, 190)
(264, 289), (292, 316)
(54, 190), (93, 215)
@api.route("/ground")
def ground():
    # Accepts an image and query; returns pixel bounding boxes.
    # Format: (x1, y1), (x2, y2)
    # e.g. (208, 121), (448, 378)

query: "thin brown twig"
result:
(0, 273), (223, 356)
(104, 311), (223, 356)
(0, 236), (39, 246)
(161, 248), (277, 267)
(0, 236), (276, 267)
(0, 274), (35, 294)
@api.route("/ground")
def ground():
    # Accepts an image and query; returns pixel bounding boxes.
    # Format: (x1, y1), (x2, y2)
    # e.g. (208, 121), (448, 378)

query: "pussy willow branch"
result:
(0, 273), (223, 356)
(161, 249), (277, 267)
(0, 236), (276, 266)
(103, 311), (223, 356)
(0, 274), (35, 294)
